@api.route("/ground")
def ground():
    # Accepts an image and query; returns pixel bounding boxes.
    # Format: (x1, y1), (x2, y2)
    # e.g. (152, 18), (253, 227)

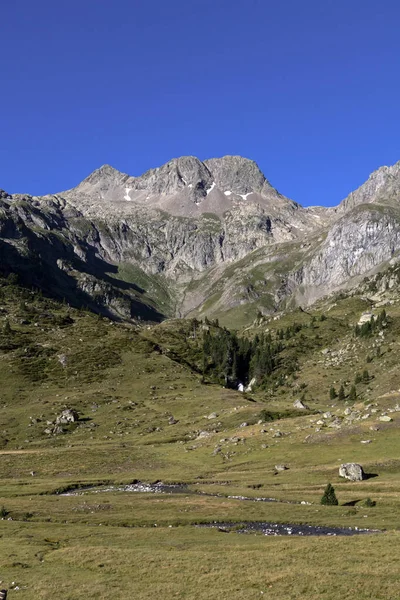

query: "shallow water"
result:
(199, 521), (379, 536)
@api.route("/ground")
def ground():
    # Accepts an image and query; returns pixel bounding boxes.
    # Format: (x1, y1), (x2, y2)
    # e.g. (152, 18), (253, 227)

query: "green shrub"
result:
(363, 497), (376, 507)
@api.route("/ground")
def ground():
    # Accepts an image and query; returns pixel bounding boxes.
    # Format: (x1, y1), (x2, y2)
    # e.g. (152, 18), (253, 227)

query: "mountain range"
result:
(1, 155), (400, 324)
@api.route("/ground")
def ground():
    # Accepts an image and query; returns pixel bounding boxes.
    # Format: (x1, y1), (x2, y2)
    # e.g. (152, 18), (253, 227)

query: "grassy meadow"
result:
(0, 276), (399, 598)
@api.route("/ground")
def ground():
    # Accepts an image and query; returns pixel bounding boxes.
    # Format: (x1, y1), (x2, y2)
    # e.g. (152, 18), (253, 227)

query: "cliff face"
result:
(1, 156), (400, 323)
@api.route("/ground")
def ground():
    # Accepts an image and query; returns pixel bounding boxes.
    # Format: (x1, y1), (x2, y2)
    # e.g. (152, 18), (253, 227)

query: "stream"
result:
(58, 481), (381, 536)
(199, 521), (379, 536)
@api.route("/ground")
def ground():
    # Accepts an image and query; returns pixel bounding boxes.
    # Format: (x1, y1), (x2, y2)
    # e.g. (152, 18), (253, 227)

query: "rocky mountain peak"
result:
(204, 155), (272, 195)
(81, 164), (127, 185)
(131, 156), (213, 196)
(338, 160), (400, 214)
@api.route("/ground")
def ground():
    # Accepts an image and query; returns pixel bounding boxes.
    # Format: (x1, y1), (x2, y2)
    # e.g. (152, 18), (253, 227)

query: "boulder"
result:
(293, 399), (308, 410)
(197, 431), (211, 439)
(55, 409), (79, 425)
(339, 463), (365, 481)
(379, 415), (392, 422)
(275, 464), (288, 471)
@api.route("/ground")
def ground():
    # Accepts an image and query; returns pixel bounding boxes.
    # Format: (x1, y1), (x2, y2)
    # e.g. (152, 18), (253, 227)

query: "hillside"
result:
(0, 272), (399, 598)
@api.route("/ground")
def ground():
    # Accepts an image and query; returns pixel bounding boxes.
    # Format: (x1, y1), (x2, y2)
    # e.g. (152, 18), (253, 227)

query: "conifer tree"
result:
(321, 483), (338, 505)
(3, 320), (11, 335)
(338, 385), (345, 401)
(355, 372), (362, 384)
(349, 385), (357, 402)
(362, 369), (370, 383)
(329, 386), (337, 400)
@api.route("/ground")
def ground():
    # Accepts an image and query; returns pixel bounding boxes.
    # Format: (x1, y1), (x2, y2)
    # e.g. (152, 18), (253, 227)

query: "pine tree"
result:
(329, 386), (337, 400)
(362, 369), (370, 383)
(3, 320), (11, 335)
(338, 385), (345, 401)
(321, 483), (338, 505)
(349, 385), (357, 402)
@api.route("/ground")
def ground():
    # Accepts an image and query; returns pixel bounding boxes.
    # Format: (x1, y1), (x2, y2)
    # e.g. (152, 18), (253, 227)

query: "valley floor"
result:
(0, 280), (400, 598)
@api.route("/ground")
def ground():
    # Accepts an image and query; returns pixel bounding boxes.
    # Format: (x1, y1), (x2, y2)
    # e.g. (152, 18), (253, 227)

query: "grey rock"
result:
(274, 464), (288, 471)
(55, 409), (78, 425)
(293, 399), (308, 410)
(339, 463), (365, 481)
(379, 415), (392, 422)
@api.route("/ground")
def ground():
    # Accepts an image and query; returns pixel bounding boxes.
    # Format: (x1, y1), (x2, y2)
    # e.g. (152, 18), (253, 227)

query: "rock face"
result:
(2, 155), (400, 321)
(339, 463), (365, 481)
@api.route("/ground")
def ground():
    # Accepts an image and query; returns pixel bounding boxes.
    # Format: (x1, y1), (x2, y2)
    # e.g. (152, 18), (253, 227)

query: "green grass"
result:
(1, 275), (400, 598)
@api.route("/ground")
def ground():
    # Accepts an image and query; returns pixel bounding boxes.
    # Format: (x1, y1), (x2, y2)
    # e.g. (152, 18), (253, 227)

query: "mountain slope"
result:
(1, 155), (400, 324)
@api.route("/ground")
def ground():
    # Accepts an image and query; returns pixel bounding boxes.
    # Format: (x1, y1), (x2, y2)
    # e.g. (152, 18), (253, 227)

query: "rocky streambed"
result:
(60, 481), (303, 504)
(60, 481), (189, 495)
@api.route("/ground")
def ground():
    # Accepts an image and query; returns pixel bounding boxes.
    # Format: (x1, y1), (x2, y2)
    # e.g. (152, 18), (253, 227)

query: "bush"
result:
(0, 506), (9, 518)
(363, 497), (376, 507)
(321, 483), (338, 506)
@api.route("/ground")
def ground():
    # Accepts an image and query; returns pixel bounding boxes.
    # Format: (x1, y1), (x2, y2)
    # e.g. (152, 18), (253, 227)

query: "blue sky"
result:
(1, 0), (399, 206)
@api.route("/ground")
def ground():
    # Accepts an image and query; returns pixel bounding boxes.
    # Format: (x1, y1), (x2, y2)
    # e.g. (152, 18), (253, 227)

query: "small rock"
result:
(239, 422), (249, 428)
(272, 431), (282, 438)
(207, 413), (218, 419)
(360, 440), (372, 444)
(168, 416), (178, 425)
(379, 415), (392, 422)
(275, 464), (288, 471)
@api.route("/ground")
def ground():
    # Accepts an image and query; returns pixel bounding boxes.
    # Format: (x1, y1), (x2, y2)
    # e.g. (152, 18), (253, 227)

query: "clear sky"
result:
(1, 0), (399, 206)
